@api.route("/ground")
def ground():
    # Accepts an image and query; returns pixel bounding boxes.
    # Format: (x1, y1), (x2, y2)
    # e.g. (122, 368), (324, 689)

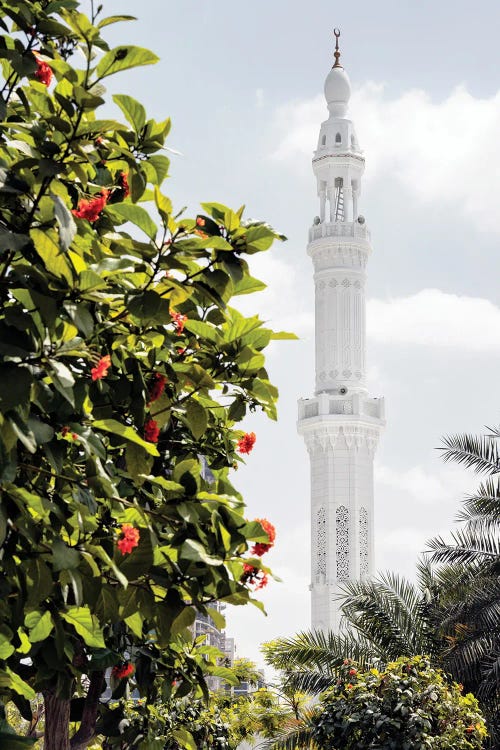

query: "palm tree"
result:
(427, 428), (500, 746)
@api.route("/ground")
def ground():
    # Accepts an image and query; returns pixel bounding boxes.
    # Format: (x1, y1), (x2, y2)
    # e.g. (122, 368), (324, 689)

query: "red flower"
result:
(170, 310), (187, 335)
(118, 171), (130, 199)
(241, 563), (268, 590)
(34, 57), (53, 86)
(72, 190), (109, 222)
(144, 418), (160, 443)
(251, 518), (276, 556)
(117, 524), (140, 555)
(346, 683), (354, 690)
(111, 662), (134, 679)
(148, 373), (167, 404)
(349, 668), (357, 676)
(196, 217), (205, 227)
(176, 346), (186, 356)
(91, 354), (111, 381)
(237, 432), (256, 455)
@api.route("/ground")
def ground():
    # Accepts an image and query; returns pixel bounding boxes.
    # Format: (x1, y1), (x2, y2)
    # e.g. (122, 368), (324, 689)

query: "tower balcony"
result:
(298, 392), (384, 424)
(308, 220), (370, 244)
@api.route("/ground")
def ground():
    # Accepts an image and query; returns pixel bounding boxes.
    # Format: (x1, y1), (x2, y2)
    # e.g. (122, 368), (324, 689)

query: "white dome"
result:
(324, 66), (351, 117)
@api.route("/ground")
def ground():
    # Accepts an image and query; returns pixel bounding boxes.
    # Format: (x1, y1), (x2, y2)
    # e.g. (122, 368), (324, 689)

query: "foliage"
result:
(268, 657), (487, 750)
(0, 1), (292, 747)
(427, 428), (500, 746)
(100, 697), (232, 750)
(311, 656), (487, 750)
(263, 562), (444, 697)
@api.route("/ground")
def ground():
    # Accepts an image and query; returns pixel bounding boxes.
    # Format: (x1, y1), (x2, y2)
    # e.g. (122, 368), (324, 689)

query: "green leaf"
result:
(53, 195), (76, 251)
(125, 443), (153, 486)
(0, 668), (35, 700)
(47, 359), (75, 406)
(184, 399), (208, 440)
(61, 607), (105, 648)
(271, 330), (298, 340)
(30, 228), (73, 284)
(96, 46), (159, 80)
(171, 728), (196, 750)
(97, 15), (137, 29)
(244, 225), (277, 253)
(233, 275), (267, 296)
(24, 610), (54, 642)
(0, 364), (32, 411)
(93, 419), (159, 456)
(113, 94), (146, 134)
(206, 606), (226, 630)
(52, 539), (80, 572)
(0, 729), (37, 748)
(171, 606), (196, 636)
(106, 203), (157, 239)
(0, 632), (14, 659)
(181, 539), (223, 566)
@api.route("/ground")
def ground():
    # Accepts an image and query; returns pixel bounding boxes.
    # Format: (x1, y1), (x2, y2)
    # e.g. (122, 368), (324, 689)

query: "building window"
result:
(335, 132), (341, 144)
(321, 134), (326, 146)
(351, 134), (356, 149)
(336, 506), (349, 581)
(316, 507), (327, 576)
(359, 507), (369, 577)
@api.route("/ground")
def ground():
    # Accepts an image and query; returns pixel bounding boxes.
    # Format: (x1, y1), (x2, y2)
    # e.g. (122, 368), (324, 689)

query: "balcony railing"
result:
(309, 221), (370, 243)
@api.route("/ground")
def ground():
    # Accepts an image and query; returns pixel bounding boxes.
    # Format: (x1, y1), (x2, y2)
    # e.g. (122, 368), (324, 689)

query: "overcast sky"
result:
(104, 0), (500, 668)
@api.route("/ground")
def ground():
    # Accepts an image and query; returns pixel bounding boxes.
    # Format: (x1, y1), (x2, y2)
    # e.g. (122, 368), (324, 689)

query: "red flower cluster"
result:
(72, 190), (109, 222)
(91, 354), (111, 381)
(144, 418), (160, 443)
(251, 518), (276, 556)
(170, 311), (187, 334)
(118, 171), (130, 199)
(111, 662), (134, 679)
(148, 373), (167, 404)
(117, 524), (140, 555)
(196, 217), (205, 227)
(34, 57), (53, 86)
(241, 562), (268, 590)
(349, 668), (357, 676)
(237, 432), (256, 455)
(61, 426), (78, 440)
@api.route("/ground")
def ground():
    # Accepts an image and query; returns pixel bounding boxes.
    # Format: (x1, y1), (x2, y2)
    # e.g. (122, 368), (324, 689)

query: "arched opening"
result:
(321, 134), (326, 146)
(335, 132), (341, 145)
(351, 134), (356, 149)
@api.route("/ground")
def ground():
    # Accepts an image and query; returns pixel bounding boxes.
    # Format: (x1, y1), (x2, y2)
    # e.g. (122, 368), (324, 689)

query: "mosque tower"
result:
(297, 31), (385, 632)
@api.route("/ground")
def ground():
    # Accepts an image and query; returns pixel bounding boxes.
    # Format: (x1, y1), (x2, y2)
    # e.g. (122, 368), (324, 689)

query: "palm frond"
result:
(456, 478), (500, 532)
(440, 433), (500, 474)
(338, 572), (435, 659)
(258, 710), (319, 750)
(428, 529), (500, 565)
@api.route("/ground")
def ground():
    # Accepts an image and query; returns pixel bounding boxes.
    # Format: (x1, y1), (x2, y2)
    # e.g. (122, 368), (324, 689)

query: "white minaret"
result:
(297, 30), (385, 633)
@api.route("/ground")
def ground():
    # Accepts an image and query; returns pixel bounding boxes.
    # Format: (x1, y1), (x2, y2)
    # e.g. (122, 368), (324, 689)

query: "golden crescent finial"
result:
(333, 28), (342, 68)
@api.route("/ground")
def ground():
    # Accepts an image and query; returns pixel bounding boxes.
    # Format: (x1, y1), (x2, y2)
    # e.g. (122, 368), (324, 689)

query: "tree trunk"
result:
(70, 671), (105, 750)
(43, 690), (71, 750)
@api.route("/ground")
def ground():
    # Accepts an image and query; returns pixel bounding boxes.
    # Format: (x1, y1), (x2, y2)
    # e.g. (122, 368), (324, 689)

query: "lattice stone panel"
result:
(359, 507), (369, 577)
(336, 505), (349, 581)
(316, 507), (327, 576)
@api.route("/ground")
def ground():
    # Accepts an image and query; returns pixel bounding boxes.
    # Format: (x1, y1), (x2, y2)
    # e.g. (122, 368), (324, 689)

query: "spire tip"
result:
(333, 28), (342, 68)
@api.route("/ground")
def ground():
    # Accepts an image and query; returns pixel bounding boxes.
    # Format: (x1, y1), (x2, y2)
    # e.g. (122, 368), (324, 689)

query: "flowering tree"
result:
(0, 1), (292, 748)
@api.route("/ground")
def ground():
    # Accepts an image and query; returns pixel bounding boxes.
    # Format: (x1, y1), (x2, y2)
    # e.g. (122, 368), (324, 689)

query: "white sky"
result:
(102, 0), (500, 669)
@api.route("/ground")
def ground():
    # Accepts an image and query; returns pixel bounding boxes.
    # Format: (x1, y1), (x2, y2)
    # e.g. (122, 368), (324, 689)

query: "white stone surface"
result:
(297, 51), (385, 633)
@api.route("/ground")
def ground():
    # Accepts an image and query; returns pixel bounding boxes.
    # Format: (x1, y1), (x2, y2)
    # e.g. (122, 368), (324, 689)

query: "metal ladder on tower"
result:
(334, 186), (344, 222)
